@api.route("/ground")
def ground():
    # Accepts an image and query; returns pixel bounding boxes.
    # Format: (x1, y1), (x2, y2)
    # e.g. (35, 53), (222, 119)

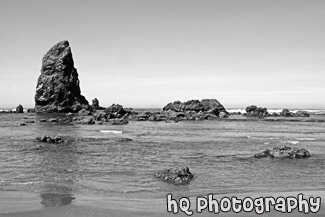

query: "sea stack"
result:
(34, 41), (88, 113)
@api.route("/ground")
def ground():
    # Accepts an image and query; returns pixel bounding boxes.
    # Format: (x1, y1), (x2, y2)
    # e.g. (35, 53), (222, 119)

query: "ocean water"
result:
(0, 112), (325, 208)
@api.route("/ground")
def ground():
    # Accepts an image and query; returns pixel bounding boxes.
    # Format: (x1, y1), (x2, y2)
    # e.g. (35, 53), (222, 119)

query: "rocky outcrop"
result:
(280, 109), (291, 117)
(163, 99), (228, 116)
(35, 41), (88, 113)
(92, 98), (105, 110)
(295, 110), (310, 117)
(154, 166), (194, 184)
(280, 109), (310, 117)
(16, 104), (24, 113)
(201, 99), (228, 115)
(254, 146), (310, 158)
(163, 101), (183, 112)
(245, 105), (269, 117)
(104, 104), (128, 119)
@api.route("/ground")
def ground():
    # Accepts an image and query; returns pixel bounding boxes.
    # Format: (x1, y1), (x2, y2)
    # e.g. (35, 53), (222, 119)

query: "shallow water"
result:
(0, 113), (325, 207)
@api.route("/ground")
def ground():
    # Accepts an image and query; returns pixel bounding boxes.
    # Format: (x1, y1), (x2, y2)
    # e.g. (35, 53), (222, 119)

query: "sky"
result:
(0, 0), (324, 109)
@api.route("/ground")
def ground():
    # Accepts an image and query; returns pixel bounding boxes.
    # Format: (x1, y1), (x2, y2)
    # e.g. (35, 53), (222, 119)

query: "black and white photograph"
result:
(0, 0), (324, 216)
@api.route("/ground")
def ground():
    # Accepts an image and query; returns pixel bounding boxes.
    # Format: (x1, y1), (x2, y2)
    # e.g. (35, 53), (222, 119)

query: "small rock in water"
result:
(154, 166), (194, 184)
(36, 136), (64, 143)
(254, 146), (310, 158)
(117, 138), (133, 142)
(48, 118), (59, 122)
(40, 119), (47, 122)
(24, 120), (35, 124)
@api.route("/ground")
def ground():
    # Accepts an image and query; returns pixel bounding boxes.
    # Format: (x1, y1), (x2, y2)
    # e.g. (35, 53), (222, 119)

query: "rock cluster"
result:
(280, 109), (310, 117)
(244, 105), (269, 117)
(163, 99), (228, 115)
(34, 40), (88, 113)
(154, 166), (194, 184)
(254, 146), (310, 158)
(36, 136), (64, 143)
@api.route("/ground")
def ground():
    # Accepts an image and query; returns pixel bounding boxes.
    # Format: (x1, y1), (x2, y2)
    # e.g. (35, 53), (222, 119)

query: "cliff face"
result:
(35, 41), (88, 113)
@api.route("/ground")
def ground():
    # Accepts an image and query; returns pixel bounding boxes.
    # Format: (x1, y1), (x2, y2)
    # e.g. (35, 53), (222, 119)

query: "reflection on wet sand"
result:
(40, 191), (75, 207)
(34, 118), (80, 207)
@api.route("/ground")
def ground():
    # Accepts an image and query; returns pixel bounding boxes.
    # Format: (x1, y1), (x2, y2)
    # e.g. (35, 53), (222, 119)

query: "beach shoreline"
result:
(1, 190), (324, 217)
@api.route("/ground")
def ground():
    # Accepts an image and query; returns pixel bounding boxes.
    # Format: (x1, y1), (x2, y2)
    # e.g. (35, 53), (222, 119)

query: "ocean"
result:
(0, 110), (324, 212)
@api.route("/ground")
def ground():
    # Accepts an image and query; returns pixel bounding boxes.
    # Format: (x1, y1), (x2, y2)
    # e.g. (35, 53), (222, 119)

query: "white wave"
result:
(296, 138), (316, 141)
(100, 130), (123, 134)
(227, 109), (246, 114)
(246, 136), (260, 139)
(286, 141), (299, 145)
(227, 108), (325, 114)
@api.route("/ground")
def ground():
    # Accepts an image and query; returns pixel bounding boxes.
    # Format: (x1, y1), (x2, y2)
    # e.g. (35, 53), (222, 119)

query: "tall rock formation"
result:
(34, 41), (88, 113)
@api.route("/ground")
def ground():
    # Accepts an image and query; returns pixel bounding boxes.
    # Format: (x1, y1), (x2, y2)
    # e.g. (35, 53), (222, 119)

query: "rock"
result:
(117, 138), (133, 142)
(92, 98), (105, 110)
(16, 104), (24, 113)
(78, 108), (92, 116)
(219, 112), (229, 118)
(163, 99), (228, 117)
(280, 109), (292, 117)
(93, 111), (107, 121)
(36, 136), (64, 143)
(154, 166), (194, 184)
(181, 100), (204, 112)
(148, 114), (163, 121)
(254, 146), (310, 158)
(271, 113), (279, 117)
(27, 109), (36, 113)
(203, 114), (219, 120)
(295, 110), (310, 117)
(48, 118), (59, 122)
(24, 120), (35, 124)
(201, 99), (228, 115)
(66, 112), (74, 117)
(110, 115), (129, 125)
(136, 111), (152, 121)
(245, 105), (269, 117)
(104, 104), (127, 119)
(34, 40), (88, 113)
(19, 122), (27, 126)
(163, 101), (183, 112)
(78, 116), (95, 124)
(40, 119), (47, 122)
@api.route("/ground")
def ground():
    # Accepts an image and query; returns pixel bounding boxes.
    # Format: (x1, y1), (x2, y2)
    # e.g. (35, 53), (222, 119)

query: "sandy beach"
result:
(1, 191), (324, 217)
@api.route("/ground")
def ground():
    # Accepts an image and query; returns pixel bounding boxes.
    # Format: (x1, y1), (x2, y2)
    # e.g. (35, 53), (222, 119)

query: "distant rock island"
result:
(34, 40), (89, 113)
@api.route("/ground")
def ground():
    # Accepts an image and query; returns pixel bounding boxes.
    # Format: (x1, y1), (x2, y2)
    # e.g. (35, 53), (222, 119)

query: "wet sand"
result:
(0, 191), (324, 217)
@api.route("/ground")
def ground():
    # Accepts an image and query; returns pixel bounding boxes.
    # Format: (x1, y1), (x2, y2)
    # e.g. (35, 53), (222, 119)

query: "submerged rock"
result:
(254, 146), (310, 158)
(48, 118), (59, 122)
(36, 136), (64, 143)
(34, 40), (88, 113)
(117, 138), (133, 142)
(154, 166), (194, 184)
